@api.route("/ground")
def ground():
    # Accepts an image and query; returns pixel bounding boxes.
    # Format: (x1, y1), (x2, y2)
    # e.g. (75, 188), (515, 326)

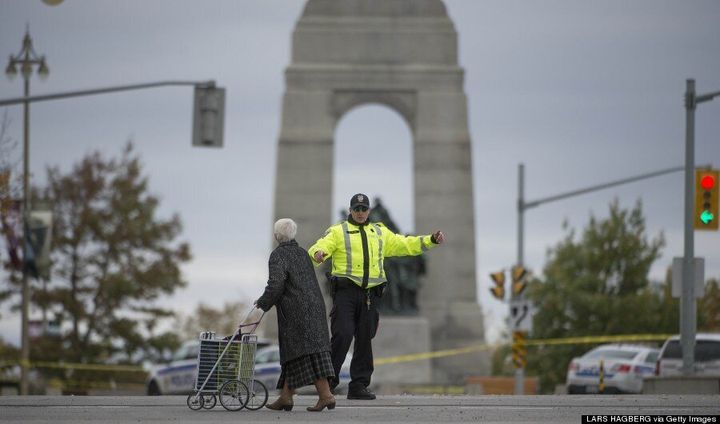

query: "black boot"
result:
(347, 386), (376, 400)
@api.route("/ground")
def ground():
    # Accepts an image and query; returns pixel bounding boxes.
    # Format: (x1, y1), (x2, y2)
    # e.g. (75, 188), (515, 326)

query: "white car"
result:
(656, 333), (720, 377)
(566, 344), (659, 394)
(146, 341), (350, 395)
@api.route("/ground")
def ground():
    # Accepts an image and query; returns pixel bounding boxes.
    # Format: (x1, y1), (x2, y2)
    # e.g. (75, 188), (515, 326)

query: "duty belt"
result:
(333, 277), (380, 310)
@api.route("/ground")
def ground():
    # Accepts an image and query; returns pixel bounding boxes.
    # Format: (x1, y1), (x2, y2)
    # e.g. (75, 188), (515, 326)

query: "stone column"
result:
(274, 90), (335, 248)
(415, 90), (488, 383)
(264, 90), (336, 339)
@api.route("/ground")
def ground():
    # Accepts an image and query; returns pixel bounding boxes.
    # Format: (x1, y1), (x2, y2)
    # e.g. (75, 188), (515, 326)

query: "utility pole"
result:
(682, 78), (720, 374)
(682, 79), (696, 375)
(514, 164), (526, 395)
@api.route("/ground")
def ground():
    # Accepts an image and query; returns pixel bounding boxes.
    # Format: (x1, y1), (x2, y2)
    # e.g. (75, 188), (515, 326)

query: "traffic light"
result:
(25, 210), (53, 280)
(695, 169), (719, 230)
(511, 265), (528, 297)
(192, 85), (225, 148)
(490, 271), (505, 300)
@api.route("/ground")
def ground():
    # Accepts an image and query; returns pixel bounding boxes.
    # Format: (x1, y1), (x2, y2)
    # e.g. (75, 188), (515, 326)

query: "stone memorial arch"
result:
(273, 0), (487, 383)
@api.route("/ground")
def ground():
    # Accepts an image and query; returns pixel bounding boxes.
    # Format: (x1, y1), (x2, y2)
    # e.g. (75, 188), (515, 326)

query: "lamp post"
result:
(5, 27), (49, 395)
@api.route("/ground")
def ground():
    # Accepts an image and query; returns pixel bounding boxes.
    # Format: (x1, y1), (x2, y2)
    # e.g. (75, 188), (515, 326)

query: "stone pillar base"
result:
(421, 300), (490, 384)
(372, 316), (432, 386)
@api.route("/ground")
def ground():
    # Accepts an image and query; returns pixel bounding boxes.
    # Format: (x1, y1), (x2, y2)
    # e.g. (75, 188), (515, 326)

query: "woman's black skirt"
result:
(276, 351), (335, 390)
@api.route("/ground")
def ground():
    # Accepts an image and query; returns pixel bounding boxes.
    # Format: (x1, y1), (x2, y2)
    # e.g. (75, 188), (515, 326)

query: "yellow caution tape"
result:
(375, 333), (673, 366)
(0, 333), (674, 371)
(32, 361), (145, 372)
(0, 360), (145, 373)
(374, 343), (495, 365)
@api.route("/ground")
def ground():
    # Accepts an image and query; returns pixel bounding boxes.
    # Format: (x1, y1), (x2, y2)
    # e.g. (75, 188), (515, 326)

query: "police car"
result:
(146, 340), (213, 395)
(566, 344), (659, 394)
(146, 341), (351, 395)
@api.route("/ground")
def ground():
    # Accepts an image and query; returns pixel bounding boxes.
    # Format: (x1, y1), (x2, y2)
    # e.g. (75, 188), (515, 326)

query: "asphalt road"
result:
(0, 395), (718, 423)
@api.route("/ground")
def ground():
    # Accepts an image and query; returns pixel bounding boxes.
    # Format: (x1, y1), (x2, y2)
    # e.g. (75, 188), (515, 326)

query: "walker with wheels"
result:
(185, 307), (268, 411)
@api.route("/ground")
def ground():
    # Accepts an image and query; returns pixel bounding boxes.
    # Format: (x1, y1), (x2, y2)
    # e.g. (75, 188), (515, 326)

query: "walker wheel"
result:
(219, 380), (249, 411)
(202, 394), (216, 409)
(186, 393), (204, 411)
(244, 379), (268, 410)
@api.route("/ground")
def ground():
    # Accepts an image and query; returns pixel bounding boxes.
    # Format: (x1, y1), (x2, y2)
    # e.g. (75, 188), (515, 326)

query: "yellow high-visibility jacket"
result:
(308, 220), (437, 289)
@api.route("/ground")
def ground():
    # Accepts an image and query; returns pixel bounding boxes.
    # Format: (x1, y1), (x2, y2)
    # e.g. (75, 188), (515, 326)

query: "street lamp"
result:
(5, 27), (49, 396)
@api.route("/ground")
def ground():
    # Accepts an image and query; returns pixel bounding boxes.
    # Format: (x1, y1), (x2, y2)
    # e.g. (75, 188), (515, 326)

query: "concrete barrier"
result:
(373, 317), (432, 385)
(643, 376), (720, 394)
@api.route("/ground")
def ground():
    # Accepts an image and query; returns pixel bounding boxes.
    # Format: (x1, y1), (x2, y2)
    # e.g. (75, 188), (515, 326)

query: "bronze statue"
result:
(368, 198), (424, 315)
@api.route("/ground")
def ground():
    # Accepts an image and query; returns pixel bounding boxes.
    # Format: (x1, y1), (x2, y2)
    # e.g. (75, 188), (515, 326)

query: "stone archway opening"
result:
(332, 104), (415, 232)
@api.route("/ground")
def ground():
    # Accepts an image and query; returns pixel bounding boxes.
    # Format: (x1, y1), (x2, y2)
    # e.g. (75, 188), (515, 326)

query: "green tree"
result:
(0, 336), (19, 366)
(526, 200), (668, 392)
(31, 143), (191, 364)
(490, 342), (513, 377)
(699, 278), (720, 332)
(176, 301), (256, 342)
(0, 112), (22, 315)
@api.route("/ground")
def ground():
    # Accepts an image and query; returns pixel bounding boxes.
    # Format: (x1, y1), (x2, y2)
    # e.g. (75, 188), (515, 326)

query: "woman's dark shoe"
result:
(306, 397), (336, 412)
(265, 398), (294, 411)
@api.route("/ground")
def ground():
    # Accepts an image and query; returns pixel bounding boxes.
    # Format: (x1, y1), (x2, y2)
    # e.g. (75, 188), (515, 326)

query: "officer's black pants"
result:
(330, 278), (380, 392)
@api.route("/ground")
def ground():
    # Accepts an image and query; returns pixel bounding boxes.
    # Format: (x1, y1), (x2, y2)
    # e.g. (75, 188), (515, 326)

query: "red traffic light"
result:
(700, 175), (716, 190)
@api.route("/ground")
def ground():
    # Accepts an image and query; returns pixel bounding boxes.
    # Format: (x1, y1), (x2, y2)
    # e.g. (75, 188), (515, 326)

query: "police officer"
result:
(309, 193), (445, 400)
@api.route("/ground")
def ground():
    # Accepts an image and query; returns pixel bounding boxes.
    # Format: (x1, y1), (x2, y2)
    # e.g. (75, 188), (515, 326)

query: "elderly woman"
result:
(255, 218), (336, 412)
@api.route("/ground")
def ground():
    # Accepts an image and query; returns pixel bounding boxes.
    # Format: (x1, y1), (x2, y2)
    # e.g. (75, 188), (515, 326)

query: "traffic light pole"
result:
(515, 165), (526, 395)
(516, 160), (711, 393)
(0, 79), (220, 393)
(683, 80), (697, 375)
(682, 79), (720, 374)
(0, 80), (216, 107)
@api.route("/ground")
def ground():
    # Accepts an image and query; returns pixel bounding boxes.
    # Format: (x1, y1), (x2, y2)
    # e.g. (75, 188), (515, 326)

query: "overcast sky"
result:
(1, 0), (719, 346)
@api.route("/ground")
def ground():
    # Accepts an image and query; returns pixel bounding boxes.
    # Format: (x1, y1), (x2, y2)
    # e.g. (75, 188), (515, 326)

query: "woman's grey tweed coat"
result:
(256, 240), (331, 365)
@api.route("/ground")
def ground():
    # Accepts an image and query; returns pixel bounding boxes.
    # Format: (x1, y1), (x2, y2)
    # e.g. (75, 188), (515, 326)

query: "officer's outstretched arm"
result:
(308, 227), (338, 265)
(384, 230), (439, 257)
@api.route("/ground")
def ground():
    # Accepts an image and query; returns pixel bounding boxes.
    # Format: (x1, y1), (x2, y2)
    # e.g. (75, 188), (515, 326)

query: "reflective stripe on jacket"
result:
(308, 221), (436, 289)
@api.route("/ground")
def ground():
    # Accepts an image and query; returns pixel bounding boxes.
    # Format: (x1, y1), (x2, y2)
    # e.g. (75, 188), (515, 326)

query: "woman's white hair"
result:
(274, 218), (297, 243)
